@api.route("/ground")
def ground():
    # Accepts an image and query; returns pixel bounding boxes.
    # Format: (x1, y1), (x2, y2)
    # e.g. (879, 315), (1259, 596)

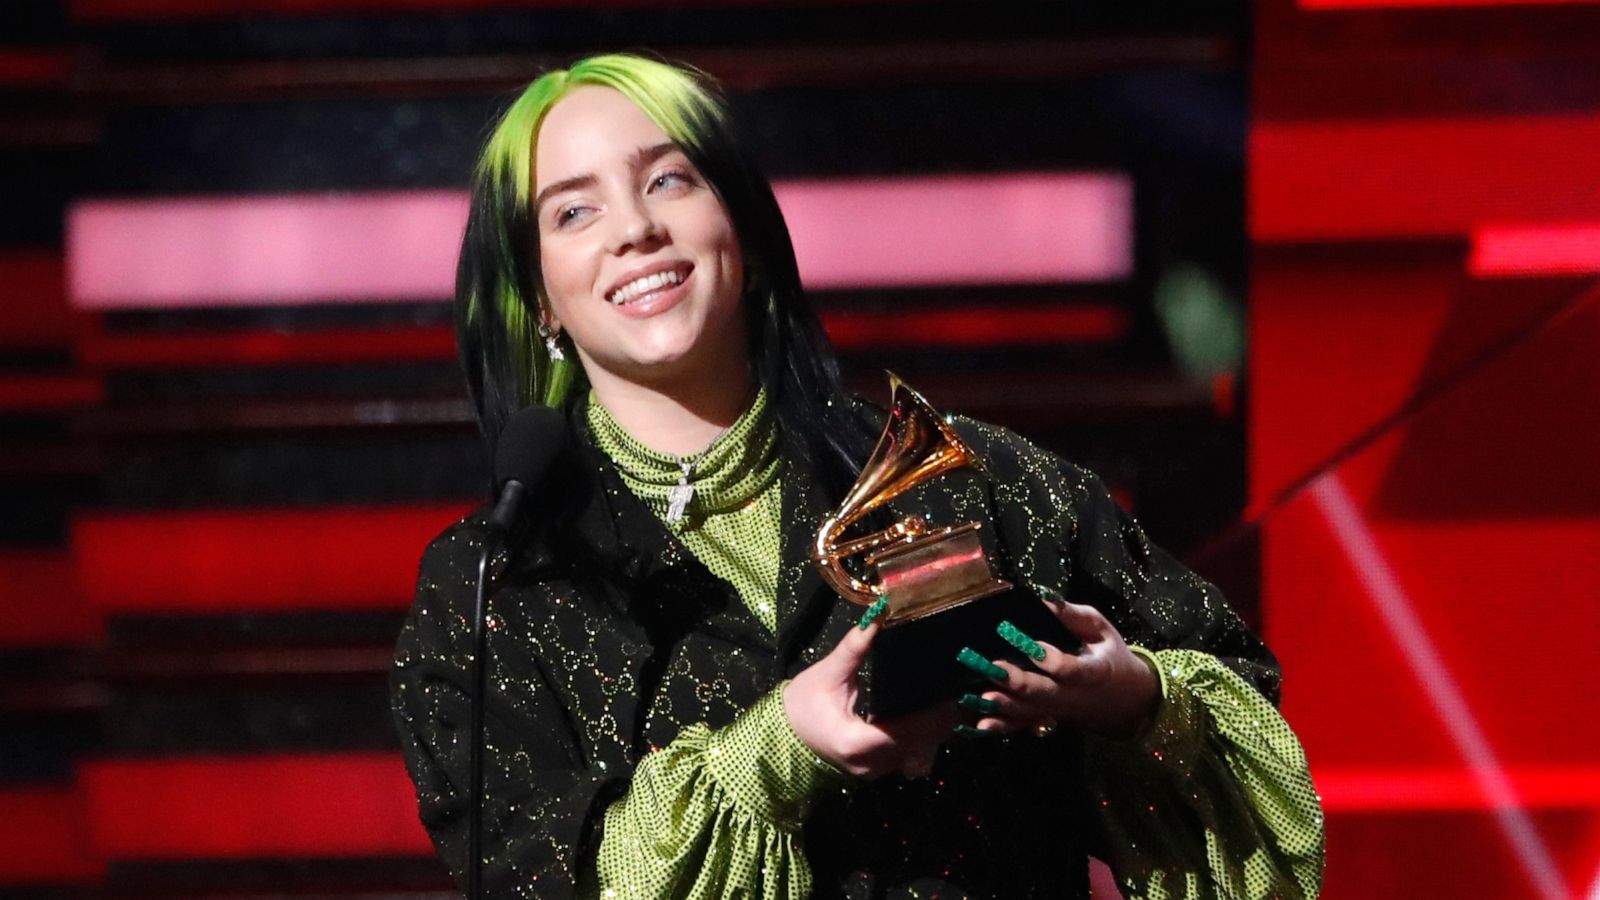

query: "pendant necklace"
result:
(660, 388), (752, 526)
(666, 460), (696, 525)
(663, 421), (734, 525)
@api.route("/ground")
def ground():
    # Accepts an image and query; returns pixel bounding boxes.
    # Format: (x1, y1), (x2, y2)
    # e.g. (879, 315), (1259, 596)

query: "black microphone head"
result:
(494, 405), (570, 491)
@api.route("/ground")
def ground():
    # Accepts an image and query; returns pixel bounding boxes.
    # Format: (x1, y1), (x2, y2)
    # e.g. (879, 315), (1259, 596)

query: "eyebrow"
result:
(532, 141), (683, 214)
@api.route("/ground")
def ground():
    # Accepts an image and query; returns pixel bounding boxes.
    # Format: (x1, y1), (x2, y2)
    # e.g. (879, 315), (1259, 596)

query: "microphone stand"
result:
(467, 544), (493, 900)
(469, 480), (523, 900)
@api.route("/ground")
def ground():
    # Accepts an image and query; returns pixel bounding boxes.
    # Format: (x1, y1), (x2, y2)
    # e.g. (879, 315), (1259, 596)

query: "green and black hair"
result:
(455, 53), (871, 495)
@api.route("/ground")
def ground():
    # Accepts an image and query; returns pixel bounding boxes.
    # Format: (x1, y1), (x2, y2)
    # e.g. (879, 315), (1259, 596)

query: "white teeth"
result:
(608, 268), (684, 304)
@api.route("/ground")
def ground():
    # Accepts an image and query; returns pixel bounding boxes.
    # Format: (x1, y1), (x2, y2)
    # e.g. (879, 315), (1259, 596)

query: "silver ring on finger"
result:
(1033, 719), (1059, 739)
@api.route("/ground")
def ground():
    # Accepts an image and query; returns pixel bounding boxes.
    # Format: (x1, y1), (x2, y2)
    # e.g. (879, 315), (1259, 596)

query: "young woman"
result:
(392, 54), (1324, 900)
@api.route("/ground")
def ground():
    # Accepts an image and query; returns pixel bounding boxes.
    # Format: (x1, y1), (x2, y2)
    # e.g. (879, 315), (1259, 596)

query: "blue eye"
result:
(650, 168), (694, 192)
(555, 205), (592, 228)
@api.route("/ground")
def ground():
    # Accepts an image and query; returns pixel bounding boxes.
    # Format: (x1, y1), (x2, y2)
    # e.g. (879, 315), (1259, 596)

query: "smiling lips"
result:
(606, 262), (693, 306)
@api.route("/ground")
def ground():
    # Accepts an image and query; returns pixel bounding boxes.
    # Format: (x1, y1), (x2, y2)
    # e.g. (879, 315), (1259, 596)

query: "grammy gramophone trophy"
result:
(813, 374), (1075, 717)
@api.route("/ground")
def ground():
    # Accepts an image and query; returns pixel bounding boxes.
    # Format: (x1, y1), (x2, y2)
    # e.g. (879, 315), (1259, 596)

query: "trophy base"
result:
(861, 585), (1080, 719)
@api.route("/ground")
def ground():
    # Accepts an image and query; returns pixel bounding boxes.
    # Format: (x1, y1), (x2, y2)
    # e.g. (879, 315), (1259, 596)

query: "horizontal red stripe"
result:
(0, 787), (103, 884)
(74, 504), (472, 613)
(80, 753), (430, 859)
(71, 0), (916, 19)
(0, 552), (101, 648)
(1251, 115), (1600, 241)
(79, 324), (457, 368)
(820, 304), (1127, 348)
(1317, 766), (1600, 812)
(74, 304), (1123, 371)
(1302, 0), (1596, 5)
(68, 175), (1131, 309)
(0, 374), (104, 413)
(0, 252), (77, 346)
(0, 50), (74, 88)
(1469, 222), (1600, 276)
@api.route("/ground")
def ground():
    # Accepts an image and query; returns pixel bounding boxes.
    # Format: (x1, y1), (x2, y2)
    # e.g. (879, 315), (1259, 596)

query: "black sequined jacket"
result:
(391, 404), (1281, 899)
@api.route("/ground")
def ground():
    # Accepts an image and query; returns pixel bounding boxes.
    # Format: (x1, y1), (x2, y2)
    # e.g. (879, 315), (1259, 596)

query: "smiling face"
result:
(533, 85), (747, 395)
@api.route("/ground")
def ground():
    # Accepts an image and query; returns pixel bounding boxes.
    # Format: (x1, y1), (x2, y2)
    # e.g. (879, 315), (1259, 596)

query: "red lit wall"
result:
(1252, 1), (1600, 897)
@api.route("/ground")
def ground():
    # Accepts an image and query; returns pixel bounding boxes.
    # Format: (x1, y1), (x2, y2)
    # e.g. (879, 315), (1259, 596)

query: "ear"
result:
(535, 294), (561, 335)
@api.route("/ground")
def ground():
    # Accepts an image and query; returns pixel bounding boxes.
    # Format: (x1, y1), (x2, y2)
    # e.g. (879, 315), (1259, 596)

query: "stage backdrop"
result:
(1253, 1), (1600, 898)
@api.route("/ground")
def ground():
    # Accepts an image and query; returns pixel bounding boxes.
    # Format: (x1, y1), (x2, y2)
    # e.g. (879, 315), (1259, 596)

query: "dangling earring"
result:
(540, 324), (565, 362)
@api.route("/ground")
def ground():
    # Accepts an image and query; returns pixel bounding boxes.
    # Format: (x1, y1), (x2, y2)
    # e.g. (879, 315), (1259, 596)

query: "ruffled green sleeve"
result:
(594, 685), (851, 899)
(1088, 647), (1324, 900)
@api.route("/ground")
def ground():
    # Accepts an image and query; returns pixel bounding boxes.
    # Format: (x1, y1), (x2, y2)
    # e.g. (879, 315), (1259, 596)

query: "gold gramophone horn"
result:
(812, 374), (1011, 622)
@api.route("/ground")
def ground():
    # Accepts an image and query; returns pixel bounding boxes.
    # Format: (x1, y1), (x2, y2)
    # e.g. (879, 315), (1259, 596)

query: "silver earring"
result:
(544, 329), (565, 362)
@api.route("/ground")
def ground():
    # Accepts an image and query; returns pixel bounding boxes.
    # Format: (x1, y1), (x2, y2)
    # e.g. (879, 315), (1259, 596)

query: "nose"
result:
(605, 196), (664, 254)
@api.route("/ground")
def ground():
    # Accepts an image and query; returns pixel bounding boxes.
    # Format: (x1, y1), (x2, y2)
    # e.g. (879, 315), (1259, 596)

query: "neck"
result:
(587, 364), (756, 458)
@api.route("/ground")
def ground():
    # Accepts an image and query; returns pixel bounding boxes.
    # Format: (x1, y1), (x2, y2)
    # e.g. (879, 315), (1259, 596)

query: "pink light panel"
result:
(777, 173), (1133, 290)
(68, 173), (1133, 309)
(68, 191), (470, 309)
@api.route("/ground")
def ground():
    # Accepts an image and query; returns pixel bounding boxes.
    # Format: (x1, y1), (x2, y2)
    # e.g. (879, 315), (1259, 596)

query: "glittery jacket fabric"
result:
(391, 402), (1308, 899)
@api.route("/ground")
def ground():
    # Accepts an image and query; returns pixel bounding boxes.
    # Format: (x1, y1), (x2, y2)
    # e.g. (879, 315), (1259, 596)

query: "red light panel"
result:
(80, 754), (431, 859)
(1251, 116), (1600, 242)
(70, 0), (923, 20)
(1471, 223), (1600, 277)
(79, 324), (458, 368)
(1301, 0), (1598, 6)
(0, 787), (102, 884)
(74, 504), (473, 613)
(0, 552), (101, 648)
(820, 304), (1127, 349)
(0, 374), (104, 413)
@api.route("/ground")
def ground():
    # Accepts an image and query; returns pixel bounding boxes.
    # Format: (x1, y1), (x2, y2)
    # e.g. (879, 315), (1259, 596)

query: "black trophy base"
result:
(861, 587), (1079, 719)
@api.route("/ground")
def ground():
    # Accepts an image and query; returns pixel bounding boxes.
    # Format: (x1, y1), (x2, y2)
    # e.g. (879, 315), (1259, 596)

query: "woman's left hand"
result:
(956, 589), (1160, 739)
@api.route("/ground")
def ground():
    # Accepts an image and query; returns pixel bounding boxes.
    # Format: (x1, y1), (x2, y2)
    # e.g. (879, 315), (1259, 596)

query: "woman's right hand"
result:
(782, 609), (959, 779)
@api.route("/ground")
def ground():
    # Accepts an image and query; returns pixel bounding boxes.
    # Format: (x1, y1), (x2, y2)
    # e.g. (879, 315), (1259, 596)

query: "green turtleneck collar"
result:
(586, 387), (780, 531)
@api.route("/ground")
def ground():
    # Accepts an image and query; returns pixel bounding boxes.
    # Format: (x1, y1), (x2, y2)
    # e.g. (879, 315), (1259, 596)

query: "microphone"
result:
(469, 405), (569, 900)
(489, 405), (570, 534)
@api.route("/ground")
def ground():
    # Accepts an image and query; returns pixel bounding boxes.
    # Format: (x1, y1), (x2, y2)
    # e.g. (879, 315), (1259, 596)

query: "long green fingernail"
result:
(956, 647), (1007, 682)
(858, 596), (888, 629)
(1032, 582), (1066, 605)
(957, 693), (1000, 714)
(997, 620), (1047, 662)
(953, 724), (992, 739)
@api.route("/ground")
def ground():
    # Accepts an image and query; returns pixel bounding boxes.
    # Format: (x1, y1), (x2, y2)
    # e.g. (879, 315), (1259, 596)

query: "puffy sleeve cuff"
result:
(1101, 644), (1209, 782)
(704, 683), (854, 829)
(1087, 648), (1325, 900)
(596, 683), (852, 900)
